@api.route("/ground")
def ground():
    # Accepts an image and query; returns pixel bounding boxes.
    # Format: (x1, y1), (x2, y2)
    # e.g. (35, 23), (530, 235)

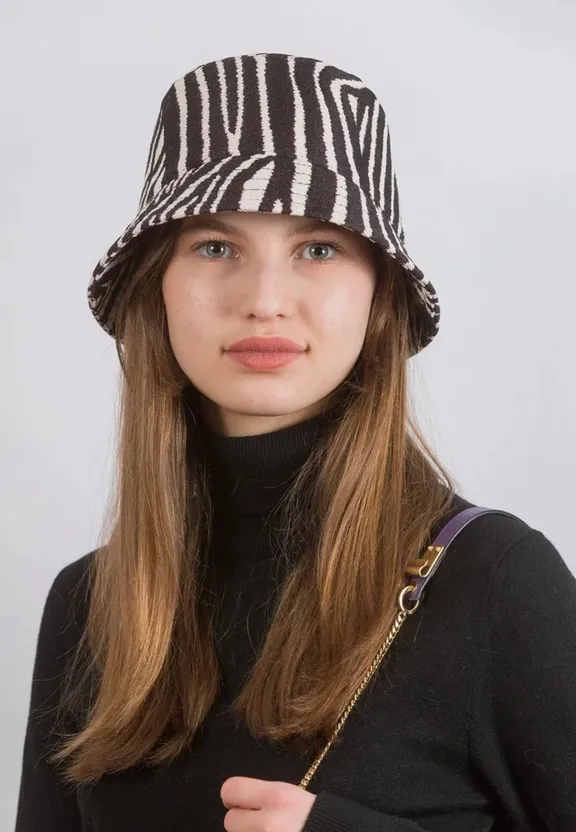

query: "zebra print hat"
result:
(88, 53), (440, 354)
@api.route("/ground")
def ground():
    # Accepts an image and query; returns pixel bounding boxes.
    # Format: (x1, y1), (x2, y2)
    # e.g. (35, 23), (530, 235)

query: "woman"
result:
(15, 53), (576, 831)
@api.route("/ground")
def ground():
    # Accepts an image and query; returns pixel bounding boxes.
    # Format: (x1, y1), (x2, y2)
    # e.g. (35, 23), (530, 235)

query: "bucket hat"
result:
(87, 53), (440, 354)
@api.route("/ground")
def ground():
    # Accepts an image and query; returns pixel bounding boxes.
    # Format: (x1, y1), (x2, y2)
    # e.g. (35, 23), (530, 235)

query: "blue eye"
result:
(195, 240), (234, 259)
(301, 241), (342, 261)
(191, 238), (343, 261)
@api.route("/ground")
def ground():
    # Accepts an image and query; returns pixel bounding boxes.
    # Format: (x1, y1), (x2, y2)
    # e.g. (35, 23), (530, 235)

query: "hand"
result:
(221, 776), (317, 832)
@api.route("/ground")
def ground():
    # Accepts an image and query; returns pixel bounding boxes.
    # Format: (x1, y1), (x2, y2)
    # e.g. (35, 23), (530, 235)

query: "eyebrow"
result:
(179, 215), (342, 238)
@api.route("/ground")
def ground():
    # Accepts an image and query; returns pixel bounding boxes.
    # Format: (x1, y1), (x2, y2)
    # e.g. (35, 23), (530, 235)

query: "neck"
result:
(184, 394), (329, 516)
(202, 415), (326, 516)
(199, 397), (329, 438)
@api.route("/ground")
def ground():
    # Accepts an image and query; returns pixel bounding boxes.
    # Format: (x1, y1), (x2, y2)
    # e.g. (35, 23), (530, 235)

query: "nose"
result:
(235, 252), (295, 320)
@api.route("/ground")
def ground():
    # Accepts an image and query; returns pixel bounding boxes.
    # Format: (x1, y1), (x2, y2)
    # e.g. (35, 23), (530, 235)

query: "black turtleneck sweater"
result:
(14, 416), (576, 831)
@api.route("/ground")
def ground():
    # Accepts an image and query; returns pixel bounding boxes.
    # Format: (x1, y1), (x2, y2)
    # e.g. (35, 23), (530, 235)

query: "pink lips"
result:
(225, 336), (306, 371)
(227, 336), (306, 353)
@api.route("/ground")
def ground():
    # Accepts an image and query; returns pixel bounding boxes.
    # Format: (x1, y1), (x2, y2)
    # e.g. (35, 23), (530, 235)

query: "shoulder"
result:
(436, 492), (574, 610)
(435, 492), (539, 564)
(37, 550), (95, 649)
(434, 492), (533, 548)
(48, 549), (94, 599)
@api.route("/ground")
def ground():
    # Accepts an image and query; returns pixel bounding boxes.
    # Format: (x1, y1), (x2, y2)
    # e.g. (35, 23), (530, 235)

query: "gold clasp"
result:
(405, 545), (444, 578)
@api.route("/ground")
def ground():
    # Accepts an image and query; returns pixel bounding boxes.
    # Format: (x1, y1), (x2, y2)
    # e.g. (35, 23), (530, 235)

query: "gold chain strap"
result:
(297, 556), (436, 790)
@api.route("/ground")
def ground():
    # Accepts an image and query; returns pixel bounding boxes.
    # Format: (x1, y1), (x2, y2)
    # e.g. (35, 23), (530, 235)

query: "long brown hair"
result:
(50, 218), (457, 784)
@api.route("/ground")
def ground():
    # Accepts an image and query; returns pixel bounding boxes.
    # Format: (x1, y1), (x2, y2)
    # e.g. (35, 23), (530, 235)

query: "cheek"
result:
(163, 274), (217, 338)
(162, 276), (224, 376)
(312, 283), (373, 340)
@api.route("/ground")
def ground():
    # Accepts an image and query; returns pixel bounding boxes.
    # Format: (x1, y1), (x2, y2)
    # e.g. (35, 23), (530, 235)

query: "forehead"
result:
(178, 212), (353, 238)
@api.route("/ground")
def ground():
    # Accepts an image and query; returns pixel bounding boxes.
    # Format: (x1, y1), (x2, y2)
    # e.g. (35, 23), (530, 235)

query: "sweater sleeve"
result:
(468, 529), (576, 829)
(15, 564), (84, 831)
(303, 792), (437, 831)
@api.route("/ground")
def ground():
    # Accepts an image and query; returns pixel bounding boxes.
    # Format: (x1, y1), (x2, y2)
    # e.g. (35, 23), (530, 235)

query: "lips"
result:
(225, 336), (306, 371)
(226, 336), (306, 353)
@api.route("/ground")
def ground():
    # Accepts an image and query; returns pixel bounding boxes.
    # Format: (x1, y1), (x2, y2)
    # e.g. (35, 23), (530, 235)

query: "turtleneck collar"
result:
(191, 410), (327, 516)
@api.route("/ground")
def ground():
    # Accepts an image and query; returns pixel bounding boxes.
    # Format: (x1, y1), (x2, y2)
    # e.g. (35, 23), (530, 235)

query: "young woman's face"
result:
(162, 211), (377, 436)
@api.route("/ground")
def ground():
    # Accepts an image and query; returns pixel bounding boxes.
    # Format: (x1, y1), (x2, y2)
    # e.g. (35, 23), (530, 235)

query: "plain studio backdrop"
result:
(1, 1), (575, 827)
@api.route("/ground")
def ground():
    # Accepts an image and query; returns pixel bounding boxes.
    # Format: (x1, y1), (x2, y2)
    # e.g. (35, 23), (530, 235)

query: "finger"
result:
(221, 777), (273, 810)
(223, 807), (260, 832)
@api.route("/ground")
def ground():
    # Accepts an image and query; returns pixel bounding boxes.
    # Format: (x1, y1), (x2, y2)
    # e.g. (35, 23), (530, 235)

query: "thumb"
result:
(221, 776), (274, 810)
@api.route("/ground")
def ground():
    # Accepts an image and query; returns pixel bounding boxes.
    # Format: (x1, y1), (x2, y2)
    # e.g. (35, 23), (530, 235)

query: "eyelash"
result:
(191, 236), (346, 262)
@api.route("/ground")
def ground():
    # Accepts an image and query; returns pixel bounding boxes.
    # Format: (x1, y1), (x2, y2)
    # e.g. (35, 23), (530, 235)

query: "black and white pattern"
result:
(87, 53), (440, 353)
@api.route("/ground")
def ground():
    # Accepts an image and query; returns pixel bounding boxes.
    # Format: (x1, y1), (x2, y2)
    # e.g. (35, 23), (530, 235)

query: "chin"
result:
(219, 393), (311, 418)
(204, 375), (320, 414)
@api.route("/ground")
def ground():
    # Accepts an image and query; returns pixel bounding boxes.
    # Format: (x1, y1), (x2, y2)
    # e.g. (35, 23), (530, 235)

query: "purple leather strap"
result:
(406, 507), (520, 604)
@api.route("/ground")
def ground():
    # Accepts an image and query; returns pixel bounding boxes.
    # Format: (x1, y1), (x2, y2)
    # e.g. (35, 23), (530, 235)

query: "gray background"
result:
(2, 1), (575, 827)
